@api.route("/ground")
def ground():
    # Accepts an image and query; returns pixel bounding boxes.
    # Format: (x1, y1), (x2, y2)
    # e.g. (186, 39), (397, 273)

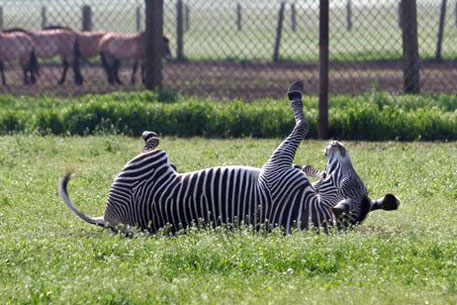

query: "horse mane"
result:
(43, 25), (74, 32)
(138, 31), (170, 42)
(2, 28), (30, 34)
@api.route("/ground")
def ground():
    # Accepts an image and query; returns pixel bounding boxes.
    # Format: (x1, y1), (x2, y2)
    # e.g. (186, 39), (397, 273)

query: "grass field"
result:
(1, 135), (456, 304)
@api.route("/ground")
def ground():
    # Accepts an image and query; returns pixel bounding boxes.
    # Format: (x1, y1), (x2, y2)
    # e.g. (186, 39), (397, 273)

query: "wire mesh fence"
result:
(0, 0), (455, 100)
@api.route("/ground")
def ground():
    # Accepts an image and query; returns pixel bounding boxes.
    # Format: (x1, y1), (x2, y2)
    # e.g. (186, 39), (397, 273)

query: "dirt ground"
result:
(0, 60), (455, 100)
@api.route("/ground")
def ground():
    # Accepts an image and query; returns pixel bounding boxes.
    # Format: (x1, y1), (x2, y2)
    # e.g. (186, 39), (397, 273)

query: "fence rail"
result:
(0, 0), (455, 100)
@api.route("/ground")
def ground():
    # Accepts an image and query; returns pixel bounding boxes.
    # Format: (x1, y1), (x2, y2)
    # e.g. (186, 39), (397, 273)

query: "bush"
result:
(0, 112), (25, 133)
(0, 92), (456, 140)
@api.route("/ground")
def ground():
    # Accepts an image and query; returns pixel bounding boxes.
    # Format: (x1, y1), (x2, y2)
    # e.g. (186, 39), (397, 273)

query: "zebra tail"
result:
(59, 173), (105, 227)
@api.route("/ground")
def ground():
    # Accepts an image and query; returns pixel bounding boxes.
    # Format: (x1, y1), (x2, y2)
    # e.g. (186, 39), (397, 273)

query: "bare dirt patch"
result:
(0, 60), (455, 100)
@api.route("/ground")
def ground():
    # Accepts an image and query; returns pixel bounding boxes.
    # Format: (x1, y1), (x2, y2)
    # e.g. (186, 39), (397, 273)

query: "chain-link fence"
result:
(0, 0), (455, 100)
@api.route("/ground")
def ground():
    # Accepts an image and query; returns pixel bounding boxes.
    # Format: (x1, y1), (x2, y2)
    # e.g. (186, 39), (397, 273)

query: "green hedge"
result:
(1, 91), (456, 140)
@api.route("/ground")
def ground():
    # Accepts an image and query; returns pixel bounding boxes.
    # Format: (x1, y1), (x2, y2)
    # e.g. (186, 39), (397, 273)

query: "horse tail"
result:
(29, 50), (40, 76)
(100, 51), (108, 70)
(72, 39), (84, 85)
(73, 39), (81, 60)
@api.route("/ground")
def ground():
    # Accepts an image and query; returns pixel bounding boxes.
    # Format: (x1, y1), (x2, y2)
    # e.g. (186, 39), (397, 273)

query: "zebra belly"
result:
(137, 166), (263, 233)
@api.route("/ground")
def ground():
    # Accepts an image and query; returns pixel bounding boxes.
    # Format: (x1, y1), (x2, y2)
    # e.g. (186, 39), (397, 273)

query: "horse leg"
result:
(100, 52), (115, 85)
(30, 68), (36, 84)
(141, 63), (145, 85)
(73, 39), (83, 85)
(22, 66), (29, 85)
(113, 59), (123, 85)
(0, 61), (6, 85)
(131, 60), (138, 85)
(72, 57), (83, 85)
(58, 58), (69, 85)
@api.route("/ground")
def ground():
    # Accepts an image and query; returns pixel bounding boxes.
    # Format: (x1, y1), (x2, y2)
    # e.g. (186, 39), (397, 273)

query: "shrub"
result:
(0, 92), (456, 140)
(0, 112), (25, 134)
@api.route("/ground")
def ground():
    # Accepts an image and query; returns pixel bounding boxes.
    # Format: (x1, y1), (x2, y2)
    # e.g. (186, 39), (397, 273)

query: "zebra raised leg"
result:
(258, 81), (327, 231)
(261, 81), (308, 176)
(302, 165), (326, 180)
(142, 131), (160, 151)
(142, 131), (177, 171)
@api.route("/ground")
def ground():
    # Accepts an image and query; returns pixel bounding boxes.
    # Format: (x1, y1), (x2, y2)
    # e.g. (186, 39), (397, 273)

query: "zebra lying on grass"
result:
(59, 81), (400, 233)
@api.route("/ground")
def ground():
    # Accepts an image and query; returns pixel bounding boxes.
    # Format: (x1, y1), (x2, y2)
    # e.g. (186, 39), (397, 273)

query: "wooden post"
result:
(136, 6), (141, 32)
(398, 2), (403, 29)
(41, 6), (46, 29)
(273, 2), (285, 62)
(236, 4), (242, 31)
(346, 0), (352, 31)
(319, 0), (329, 140)
(144, 0), (164, 90)
(0, 7), (3, 31)
(291, 3), (296, 32)
(436, 0), (447, 61)
(176, 0), (184, 61)
(82, 5), (92, 32)
(401, 0), (420, 94)
(185, 5), (190, 31)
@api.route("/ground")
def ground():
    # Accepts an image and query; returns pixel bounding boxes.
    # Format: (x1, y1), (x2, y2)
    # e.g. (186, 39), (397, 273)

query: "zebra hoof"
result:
(142, 131), (158, 141)
(287, 81), (304, 101)
(142, 131), (159, 150)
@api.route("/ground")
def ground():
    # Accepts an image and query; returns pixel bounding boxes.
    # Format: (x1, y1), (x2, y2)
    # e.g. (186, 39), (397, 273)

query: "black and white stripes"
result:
(60, 81), (400, 233)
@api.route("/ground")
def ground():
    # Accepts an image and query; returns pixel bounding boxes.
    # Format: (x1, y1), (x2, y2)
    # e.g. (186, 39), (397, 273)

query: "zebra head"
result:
(324, 141), (401, 226)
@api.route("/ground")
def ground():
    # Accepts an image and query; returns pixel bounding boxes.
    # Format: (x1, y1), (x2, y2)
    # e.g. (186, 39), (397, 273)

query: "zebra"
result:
(59, 81), (400, 234)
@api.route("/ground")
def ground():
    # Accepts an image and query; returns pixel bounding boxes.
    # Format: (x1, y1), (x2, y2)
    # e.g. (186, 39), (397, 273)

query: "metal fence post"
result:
(176, 0), (184, 61)
(144, 0), (164, 90)
(319, 0), (329, 140)
(82, 5), (92, 31)
(41, 6), (46, 29)
(136, 6), (141, 32)
(0, 7), (3, 30)
(346, 0), (352, 31)
(236, 4), (242, 31)
(401, 0), (420, 94)
(185, 4), (190, 31)
(291, 3), (296, 32)
(436, 0), (447, 61)
(398, 2), (403, 29)
(273, 2), (285, 62)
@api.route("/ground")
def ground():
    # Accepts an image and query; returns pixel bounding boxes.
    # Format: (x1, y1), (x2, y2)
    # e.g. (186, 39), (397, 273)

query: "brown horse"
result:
(4, 27), (82, 85)
(0, 32), (39, 85)
(99, 32), (171, 85)
(76, 32), (106, 60)
(44, 26), (107, 85)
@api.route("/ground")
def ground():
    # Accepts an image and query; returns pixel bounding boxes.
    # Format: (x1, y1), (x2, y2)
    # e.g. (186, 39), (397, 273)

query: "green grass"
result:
(1, 135), (457, 304)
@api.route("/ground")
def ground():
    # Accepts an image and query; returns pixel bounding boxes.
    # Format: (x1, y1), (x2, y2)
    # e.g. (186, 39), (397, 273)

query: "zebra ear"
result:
(371, 194), (401, 211)
(331, 199), (352, 219)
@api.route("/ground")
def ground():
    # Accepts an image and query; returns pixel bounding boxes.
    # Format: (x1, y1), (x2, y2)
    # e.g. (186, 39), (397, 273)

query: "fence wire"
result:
(0, 0), (455, 100)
